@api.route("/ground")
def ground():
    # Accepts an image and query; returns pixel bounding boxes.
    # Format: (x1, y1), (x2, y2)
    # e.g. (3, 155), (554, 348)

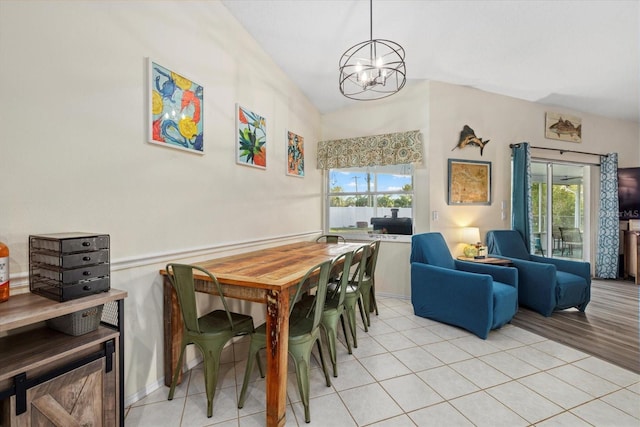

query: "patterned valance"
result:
(317, 130), (423, 169)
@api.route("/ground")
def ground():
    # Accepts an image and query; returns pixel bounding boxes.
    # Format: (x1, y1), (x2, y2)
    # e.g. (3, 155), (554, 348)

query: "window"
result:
(325, 164), (414, 240)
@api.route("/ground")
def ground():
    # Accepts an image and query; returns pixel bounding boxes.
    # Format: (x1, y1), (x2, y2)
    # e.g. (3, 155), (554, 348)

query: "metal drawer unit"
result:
(29, 232), (111, 301)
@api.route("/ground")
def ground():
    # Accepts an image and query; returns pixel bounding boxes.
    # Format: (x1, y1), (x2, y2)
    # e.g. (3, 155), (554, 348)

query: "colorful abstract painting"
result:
(148, 59), (203, 153)
(236, 104), (266, 169)
(286, 131), (304, 177)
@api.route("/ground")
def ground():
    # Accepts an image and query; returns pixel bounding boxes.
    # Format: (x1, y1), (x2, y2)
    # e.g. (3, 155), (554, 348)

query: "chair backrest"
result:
(486, 230), (530, 259)
(559, 227), (582, 243)
(165, 263), (234, 333)
(328, 250), (354, 306)
(316, 234), (346, 244)
(290, 260), (332, 329)
(365, 240), (381, 278)
(410, 233), (455, 269)
(347, 244), (370, 291)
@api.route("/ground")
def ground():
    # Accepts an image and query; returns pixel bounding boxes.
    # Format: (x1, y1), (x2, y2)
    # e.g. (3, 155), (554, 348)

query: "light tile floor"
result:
(125, 296), (640, 426)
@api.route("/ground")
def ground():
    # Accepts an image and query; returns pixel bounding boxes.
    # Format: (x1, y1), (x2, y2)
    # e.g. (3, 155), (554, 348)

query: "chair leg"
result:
(290, 346), (312, 423)
(238, 340), (262, 409)
(340, 315), (352, 354)
(168, 343), (187, 400)
(202, 346), (223, 418)
(357, 297), (368, 332)
(321, 323), (338, 377)
(371, 285), (379, 316)
(345, 305), (358, 348)
(315, 339), (332, 387)
(360, 287), (372, 327)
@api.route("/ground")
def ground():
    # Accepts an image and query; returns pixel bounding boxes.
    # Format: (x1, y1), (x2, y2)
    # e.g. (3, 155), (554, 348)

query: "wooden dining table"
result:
(161, 240), (363, 427)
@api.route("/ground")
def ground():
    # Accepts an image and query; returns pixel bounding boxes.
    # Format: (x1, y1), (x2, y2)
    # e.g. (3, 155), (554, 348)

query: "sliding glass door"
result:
(531, 161), (589, 260)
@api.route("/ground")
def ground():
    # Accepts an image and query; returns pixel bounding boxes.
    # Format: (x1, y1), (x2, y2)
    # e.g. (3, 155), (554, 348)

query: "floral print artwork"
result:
(149, 60), (203, 153)
(236, 105), (266, 169)
(287, 131), (304, 177)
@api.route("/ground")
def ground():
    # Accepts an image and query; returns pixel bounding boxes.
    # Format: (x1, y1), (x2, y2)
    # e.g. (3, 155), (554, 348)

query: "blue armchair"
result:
(486, 230), (591, 317)
(410, 233), (518, 339)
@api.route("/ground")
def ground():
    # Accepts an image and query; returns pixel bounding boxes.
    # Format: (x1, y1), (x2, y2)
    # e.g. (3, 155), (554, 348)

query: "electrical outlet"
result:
(432, 210), (439, 221)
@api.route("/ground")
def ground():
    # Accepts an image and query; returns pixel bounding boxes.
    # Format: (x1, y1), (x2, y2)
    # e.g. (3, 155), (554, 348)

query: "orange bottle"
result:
(0, 241), (9, 303)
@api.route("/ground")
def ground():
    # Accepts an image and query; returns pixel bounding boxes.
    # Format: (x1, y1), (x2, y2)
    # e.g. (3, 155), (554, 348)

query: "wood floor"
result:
(511, 278), (639, 374)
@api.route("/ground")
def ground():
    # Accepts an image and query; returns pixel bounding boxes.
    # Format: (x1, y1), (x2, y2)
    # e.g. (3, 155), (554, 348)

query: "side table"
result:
(457, 256), (513, 266)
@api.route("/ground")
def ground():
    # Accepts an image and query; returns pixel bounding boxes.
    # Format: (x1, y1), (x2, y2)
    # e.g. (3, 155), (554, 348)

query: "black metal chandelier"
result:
(339, 0), (406, 101)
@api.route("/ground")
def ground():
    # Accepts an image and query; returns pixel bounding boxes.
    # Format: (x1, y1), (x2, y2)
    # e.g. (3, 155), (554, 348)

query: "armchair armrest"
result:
(411, 262), (493, 338)
(530, 255), (591, 284)
(491, 255), (556, 316)
(455, 260), (518, 287)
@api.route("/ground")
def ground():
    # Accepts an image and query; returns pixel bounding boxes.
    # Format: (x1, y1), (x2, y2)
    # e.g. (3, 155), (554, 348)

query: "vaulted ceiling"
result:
(222, 0), (639, 122)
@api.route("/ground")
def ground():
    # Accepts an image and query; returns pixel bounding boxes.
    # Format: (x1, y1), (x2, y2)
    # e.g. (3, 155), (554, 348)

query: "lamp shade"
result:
(461, 227), (481, 244)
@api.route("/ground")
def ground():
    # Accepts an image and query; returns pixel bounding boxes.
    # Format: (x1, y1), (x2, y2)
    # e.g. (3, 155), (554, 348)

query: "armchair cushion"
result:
(410, 233), (518, 339)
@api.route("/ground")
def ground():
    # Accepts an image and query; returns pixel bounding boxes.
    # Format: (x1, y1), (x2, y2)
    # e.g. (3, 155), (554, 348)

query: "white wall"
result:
(427, 81), (639, 268)
(0, 0), (322, 404)
(322, 80), (639, 299)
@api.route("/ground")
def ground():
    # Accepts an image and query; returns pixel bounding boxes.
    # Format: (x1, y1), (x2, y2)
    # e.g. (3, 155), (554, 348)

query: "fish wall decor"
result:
(451, 125), (490, 156)
(545, 112), (582, 143)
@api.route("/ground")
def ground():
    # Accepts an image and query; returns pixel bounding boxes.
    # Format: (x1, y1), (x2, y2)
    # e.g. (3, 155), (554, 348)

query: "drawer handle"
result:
(83, 271), (92, 276)
(83, 256), (91, 261)
(82, 241), (91, 247)
(83, 285), (91, 291)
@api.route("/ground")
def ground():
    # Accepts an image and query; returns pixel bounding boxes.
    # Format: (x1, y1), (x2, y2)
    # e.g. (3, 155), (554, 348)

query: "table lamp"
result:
(461, 227), (485, 259)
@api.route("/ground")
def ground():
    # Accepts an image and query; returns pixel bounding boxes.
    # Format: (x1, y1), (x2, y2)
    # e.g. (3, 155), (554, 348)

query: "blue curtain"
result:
(595, 153), (619, 278)
(511, 143), (533, 252)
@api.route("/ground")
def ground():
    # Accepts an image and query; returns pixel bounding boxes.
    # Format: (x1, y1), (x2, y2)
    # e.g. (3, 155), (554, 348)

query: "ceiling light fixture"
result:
(339, 0), (406, 101)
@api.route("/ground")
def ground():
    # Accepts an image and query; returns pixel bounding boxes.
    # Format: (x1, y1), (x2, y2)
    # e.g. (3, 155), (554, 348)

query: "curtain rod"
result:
(509, 144), (607, 158)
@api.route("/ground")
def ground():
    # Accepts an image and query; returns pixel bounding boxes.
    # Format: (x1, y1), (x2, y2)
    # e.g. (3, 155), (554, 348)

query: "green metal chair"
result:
(358, 240), (381, 327)
(238, 260), (332, 423)
(329, 244), (370, 348)
(315, 234), (346, 243)
(298, 250), (354, 377)
(165, 263), (260, 418)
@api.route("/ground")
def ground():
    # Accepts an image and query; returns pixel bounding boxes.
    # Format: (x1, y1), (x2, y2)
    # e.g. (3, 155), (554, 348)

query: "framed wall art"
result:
(236, 104), (266, 169)
(448, 159), (491, 205)
(545, 112), (581, 143)
(286, 130), (304, 177)
(148, 58), (203, 154)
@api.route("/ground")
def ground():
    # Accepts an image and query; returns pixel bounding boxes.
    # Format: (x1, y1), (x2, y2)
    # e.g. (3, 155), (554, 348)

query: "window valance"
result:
(317, 130), (423, 169)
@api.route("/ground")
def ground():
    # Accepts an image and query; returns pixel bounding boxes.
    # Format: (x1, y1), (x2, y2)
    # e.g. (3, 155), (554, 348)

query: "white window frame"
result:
(324, 164), (414, 242)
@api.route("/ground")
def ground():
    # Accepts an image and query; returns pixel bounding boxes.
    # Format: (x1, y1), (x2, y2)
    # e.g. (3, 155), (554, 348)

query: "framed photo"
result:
(448, 159), (491, 205)
(545, 112), (581, 143)
(236, 104), (266, 169)
(148, 58), (203, 154)
(286, 131), (304, 177)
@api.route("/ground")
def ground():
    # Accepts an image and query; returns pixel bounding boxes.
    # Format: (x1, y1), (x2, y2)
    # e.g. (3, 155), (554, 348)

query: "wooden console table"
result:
(0, 289), (127, 426)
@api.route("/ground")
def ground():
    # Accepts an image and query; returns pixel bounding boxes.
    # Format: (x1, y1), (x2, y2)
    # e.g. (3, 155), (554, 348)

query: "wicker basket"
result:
(46, 305), (104, 336)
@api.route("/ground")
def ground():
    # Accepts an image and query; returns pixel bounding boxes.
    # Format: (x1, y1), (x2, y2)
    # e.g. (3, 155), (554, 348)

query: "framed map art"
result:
(148, 58), (203, 154)
(448, 159), (491, 205)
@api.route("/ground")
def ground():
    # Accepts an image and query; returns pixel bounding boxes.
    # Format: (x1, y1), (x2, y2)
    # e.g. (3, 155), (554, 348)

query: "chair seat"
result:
(198, 310), (255, 334)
